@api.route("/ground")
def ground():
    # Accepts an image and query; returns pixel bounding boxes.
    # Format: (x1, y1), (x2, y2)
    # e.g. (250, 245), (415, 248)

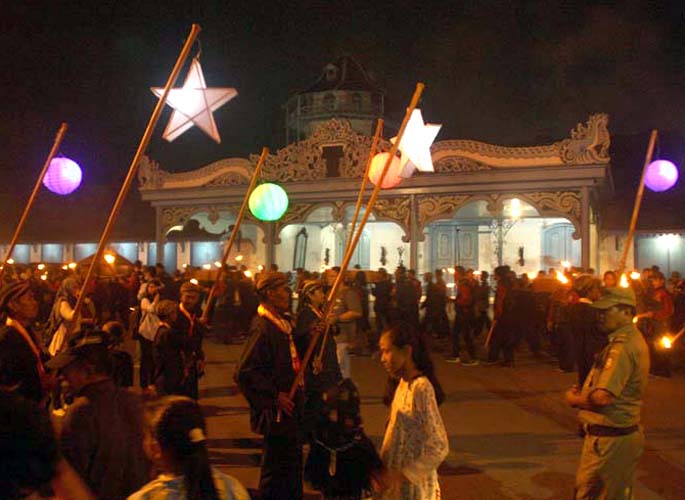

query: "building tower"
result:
(284, 56), (384, 144)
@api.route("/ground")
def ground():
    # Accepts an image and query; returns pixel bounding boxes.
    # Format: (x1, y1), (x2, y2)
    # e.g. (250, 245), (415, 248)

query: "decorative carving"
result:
(432, 114), (610, 168)
(557, 113), (610, 164)
(373, 198), (411, 239)
(258, 119), (390, 182)
(418, 195), (473, 226)
(160, 205), (264, 234)
(274, 203), (316, 242)
(434, 157), (491, 173)
(205, 172), (249, 186)
(522, 191), (581, 222)
(138, 155), (169, 189)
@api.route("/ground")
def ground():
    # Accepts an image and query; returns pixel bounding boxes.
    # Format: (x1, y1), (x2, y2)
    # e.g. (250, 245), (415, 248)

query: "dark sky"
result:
(2, 0), (685, 194)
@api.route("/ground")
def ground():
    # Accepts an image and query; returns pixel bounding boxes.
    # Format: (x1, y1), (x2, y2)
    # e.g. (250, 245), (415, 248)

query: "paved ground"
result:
(189, 337), (685, 500)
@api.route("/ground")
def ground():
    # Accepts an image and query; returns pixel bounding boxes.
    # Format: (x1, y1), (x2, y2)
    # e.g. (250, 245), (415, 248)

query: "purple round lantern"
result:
(645, 159), (678, 192)
(43, 156), (82, 195)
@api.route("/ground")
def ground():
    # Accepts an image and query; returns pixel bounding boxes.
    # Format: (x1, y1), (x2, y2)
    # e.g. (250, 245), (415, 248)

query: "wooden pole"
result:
(289, 84), (425, 399)
(0, 123), (68, 279)
(72, 24), (202, 319)
(618, 129), (658, 273)
(314, 119), (383, 365)
(201, 147), (269, 323)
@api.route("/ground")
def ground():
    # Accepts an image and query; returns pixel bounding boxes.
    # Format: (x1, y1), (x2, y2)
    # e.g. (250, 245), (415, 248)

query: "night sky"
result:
(2, 0), (685, 196)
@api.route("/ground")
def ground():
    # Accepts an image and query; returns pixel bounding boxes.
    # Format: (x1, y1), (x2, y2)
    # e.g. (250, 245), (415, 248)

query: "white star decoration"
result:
(391, 109), (442, 178)
(151, 57), (237, 144)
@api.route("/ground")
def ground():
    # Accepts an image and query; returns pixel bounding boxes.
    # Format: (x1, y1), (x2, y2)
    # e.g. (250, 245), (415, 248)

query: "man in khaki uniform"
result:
(565, 287), (650, 499)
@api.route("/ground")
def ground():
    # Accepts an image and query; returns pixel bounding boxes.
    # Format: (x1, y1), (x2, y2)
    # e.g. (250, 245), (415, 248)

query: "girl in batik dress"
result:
(377, 323), (449, 500)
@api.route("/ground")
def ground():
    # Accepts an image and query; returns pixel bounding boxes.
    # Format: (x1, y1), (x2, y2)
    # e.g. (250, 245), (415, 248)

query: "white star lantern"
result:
(391, 109), (441, 178)
(151, 57), (237, 143)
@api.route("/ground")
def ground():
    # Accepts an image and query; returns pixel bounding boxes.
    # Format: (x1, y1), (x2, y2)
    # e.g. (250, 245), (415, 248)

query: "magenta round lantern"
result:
(43, 157), (82, 195)
(645, 159), (678, 192)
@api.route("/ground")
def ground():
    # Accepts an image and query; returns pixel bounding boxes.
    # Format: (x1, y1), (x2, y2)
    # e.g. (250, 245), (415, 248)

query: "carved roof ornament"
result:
(138, 155), (252, 191)
(259, 119), (388, 182)
(432, 114), (610, 169)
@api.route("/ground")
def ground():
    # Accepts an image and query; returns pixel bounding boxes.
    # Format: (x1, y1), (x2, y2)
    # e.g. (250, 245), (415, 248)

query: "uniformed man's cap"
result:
(301, 280), (323, 297)
(256, 272), (289, 293)
(590, 287), (636, 310)
(0, 281), (31, 312)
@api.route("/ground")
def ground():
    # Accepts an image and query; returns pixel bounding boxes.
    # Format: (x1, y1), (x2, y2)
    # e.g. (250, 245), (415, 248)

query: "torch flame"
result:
(660, 336), (673, 349)
(103, 253), (116, 265)
(619, 274), (630, 288)
(630, 271), (641, 280)
(556, 271), (569, 285)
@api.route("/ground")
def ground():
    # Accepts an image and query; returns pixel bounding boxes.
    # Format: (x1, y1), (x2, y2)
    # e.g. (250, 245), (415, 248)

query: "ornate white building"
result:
(137, 112), (611, 275)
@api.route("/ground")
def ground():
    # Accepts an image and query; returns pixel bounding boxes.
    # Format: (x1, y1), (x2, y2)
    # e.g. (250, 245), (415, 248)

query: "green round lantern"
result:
(248, 183), (289, 221)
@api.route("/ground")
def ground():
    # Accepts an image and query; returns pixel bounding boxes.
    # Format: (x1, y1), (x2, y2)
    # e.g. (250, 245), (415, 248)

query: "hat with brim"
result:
(301, 280), (323, 298)
(0, 281), (31, 312)
(590, 287), (636, 310)
(256, 272), (289, 293)
(46, 333), (107, 371)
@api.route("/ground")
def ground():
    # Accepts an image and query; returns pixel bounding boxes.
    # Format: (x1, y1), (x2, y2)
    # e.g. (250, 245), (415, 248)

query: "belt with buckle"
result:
(584, 424), (638, 437)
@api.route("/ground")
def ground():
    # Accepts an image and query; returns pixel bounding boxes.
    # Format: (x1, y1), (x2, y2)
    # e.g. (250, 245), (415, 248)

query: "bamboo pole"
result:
(618, 129), (658, 273)
(313, 119), (383, 366)
(289, 84), (425, 399)
(201, 147), (269, 323)
(0, 123), (68, 279)
(72, 24), (202, 319)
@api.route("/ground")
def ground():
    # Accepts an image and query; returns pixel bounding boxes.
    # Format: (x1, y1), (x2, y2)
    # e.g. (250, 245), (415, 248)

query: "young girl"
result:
(128, 396), (249, 500)
(377, 323), (449, 500)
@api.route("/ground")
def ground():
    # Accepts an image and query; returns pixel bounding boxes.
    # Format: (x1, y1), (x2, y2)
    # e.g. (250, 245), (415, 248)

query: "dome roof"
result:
(299, 56), (381, 93)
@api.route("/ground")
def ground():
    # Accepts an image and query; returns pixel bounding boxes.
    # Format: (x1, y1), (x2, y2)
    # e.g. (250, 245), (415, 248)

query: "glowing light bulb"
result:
(37, 263), (45, 270)
(257, 265), (264, 271)
(202, 264), (212, 270)
(630, 271), (641, 280)
(244, 270), (253, 278)
(527, 272), (537, 280)
(660, 336), (673, 349)
(190, 278), (199, 285)
(214, 261), (222, 268)
(7, 258), (14, 265)
(68, 262), (77, 270)
(104, 253), (116, 265)
(510, 198), (521, 219)
(61, 265), (68, 270)
(235, 254), (244, 262)
(561, 260), (571, 270)
(40, 274), (47, 281)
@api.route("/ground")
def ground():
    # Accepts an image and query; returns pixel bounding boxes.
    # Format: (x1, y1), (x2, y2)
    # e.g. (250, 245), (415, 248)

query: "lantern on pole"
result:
(368, 152), (403, 189)
(43, 157), (82, 195)
(644, 159), (678, 192)
(248, 183), (289, 221)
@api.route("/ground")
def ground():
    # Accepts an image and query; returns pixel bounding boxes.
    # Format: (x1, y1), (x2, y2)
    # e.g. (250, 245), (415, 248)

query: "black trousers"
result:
(453, 311), (476, 358)
(487, 320), (514, 362)
(259, 432), (303, 500)
(138, 337), (155, 388)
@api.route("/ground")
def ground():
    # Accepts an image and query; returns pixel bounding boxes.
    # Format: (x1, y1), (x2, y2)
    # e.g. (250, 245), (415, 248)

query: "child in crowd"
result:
(128, 395), (249, 500)
(305, 378), (383, 500)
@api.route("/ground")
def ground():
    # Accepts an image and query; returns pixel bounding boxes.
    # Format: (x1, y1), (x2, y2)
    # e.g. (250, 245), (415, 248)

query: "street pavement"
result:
(194, 337), (685, 499)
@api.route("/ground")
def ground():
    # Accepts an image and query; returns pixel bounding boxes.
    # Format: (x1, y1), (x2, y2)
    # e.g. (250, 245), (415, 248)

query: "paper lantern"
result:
(645, 159), (678, 192)
(249, 183), (289, 221)
(368, 152), (403, 189)
(43, 157), (82, 195)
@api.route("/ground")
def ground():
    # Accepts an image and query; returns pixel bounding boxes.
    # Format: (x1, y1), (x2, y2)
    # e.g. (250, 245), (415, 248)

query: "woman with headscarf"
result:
(47, 277), (95, 356)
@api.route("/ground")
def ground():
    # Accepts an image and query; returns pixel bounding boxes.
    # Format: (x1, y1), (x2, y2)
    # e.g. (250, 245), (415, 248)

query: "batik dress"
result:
(380, 376), (449, 500)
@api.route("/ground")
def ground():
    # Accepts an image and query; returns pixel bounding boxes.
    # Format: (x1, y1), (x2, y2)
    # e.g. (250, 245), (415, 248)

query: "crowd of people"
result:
(0, 256), (681, 499)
